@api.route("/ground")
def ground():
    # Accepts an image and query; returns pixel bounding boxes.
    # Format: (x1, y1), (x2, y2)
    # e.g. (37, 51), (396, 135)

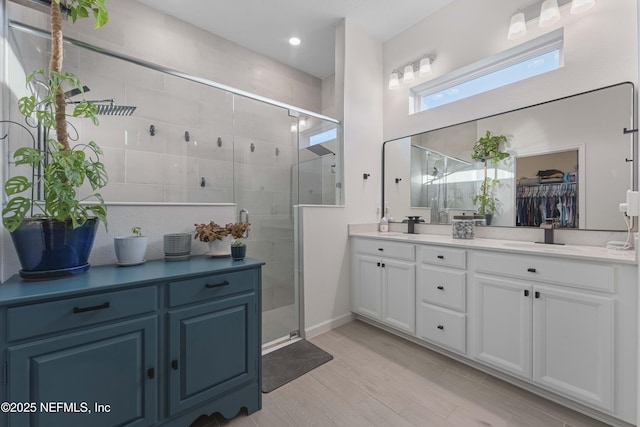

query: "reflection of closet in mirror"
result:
(515, 150), (578, 228)
(410, 145), (475, 224)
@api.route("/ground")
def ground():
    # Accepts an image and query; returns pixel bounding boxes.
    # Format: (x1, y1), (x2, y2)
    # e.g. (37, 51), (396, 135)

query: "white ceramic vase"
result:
(114, 236), (148, 265)
(207, 236), (232, 257)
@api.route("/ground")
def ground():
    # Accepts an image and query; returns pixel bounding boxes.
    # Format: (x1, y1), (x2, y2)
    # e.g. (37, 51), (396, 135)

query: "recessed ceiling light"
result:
(289, 37), (301, 46)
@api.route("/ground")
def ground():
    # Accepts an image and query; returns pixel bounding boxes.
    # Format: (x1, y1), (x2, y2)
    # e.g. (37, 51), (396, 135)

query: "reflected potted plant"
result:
(228, 222), (251, 260)
(2, 1), (109, 280)
(471, 131), (509, 225)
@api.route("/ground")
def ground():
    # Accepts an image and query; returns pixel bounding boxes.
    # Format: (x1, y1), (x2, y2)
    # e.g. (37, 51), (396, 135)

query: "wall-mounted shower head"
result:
(306, 144), (334, 156)
(65, 85), (137, 116)
(94, 100), (137, 116)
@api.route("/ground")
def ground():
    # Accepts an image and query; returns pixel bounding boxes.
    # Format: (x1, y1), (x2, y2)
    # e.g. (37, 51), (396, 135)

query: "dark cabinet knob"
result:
(171, 360), (179, 370)
(524, 290), (530, 297)
(381, 263), (385, 268)
(378, 248), (383, 251)
(147, 368), (155, 379)
(437, 325), (444, 330)
(535, 291), (541, 299)
(437, 255), (444, 259)
(437, 286), (444, 290)
(527, 268), (537, 273)
(377, 262), (381, 267)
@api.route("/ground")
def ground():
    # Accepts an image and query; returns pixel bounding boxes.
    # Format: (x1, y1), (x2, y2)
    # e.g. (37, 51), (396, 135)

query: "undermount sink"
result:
(502, 241), (582, 252)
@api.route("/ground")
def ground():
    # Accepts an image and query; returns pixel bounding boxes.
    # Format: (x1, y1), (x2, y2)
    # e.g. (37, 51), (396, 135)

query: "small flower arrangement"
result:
(193, 221), (250, 244)
(227, 222), (251, 243)
(193, 221), (229, 243)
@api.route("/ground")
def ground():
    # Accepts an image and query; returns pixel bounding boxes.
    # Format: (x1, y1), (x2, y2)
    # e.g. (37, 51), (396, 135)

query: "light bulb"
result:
(507, 12), (527, 40)
(388, 72), (400, 90)
(419, 57), (432, 75)
(539, 0), (560, 27)
(570, 0), (595, 14)
(403, 65), (415, 83)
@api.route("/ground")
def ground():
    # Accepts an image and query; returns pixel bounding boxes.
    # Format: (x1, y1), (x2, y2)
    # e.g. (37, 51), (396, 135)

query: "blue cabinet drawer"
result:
(7, 286), (157, 342)
(168, 269), (256, 307)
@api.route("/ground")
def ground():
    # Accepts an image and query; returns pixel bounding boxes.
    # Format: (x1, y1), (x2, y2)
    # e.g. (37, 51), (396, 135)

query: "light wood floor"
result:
(192, 320), (612, 427)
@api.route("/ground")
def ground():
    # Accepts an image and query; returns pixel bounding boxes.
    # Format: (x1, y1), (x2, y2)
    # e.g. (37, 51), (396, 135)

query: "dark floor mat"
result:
(262, 340), (333, 393)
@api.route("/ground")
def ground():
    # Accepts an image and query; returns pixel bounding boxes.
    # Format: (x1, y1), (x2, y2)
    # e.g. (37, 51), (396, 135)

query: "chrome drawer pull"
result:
(72, 302), (110, 314)
(205, 280), (230, 289)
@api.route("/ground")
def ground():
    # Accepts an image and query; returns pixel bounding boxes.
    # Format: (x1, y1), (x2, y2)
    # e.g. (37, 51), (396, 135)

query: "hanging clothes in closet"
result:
(516, 183), (577, 228)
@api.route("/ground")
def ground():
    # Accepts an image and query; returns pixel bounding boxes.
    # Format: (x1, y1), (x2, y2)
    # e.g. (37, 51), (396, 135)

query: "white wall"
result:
(2, 0), (325, 281)
(303, 19), (384, 336)
(383, 0), (638, 141)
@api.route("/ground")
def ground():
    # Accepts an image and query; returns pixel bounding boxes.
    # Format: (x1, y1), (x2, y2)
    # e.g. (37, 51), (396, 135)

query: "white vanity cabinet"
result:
(351, 238), (416, 333)
(473, 252), (617, 412)
(349, 233), (637, 425)
(416, 246), (467, 354)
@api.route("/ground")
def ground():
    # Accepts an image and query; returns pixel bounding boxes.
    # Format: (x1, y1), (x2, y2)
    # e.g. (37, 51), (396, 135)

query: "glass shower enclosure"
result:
(5, 21), (343, 349)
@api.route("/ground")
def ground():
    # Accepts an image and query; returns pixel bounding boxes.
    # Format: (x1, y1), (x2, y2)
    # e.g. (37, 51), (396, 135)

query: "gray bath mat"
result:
(262, 340), (333, 393)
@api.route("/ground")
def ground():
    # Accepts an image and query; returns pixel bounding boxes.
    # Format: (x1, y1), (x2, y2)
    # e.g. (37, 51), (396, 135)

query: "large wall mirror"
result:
(383, 82), (635, 231)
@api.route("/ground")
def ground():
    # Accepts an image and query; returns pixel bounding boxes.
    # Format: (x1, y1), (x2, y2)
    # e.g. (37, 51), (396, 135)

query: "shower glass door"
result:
(232, 95), (301, 347)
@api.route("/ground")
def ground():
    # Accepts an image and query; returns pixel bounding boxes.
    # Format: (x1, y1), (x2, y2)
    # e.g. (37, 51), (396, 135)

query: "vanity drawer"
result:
(168, 269), (256, 307)
(417, 303), (466, 354)
(353, 238), (415, 261)
(420, 246), (466, 269)
(419, 265), (466, 312)
(474, 252), (614, 293)
(7, 286), (157, 342)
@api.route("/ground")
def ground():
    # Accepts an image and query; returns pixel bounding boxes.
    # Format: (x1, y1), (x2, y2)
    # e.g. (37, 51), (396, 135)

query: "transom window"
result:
(412, 29), (563, 113)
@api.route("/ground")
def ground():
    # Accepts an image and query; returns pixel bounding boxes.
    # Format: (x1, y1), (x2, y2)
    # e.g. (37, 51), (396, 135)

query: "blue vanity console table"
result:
(0, 256), (263, 427)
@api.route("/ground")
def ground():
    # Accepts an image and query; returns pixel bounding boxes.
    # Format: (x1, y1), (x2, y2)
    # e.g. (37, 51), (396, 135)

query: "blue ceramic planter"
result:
(10, 218), (99, 280)
(231, 245), (246, 260)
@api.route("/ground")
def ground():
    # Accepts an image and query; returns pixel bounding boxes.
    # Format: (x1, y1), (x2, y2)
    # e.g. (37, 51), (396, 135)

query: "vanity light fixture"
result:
(388, 70), (402, 90)
(419, 57), (432, 75)
(539, 0), (560, 27)
(507, 0), (595, 40)
(507, 12), (527, 40)
(403, 64), (415, 83)
(570, 0), (595, 14)
(388, 54), (435, 90)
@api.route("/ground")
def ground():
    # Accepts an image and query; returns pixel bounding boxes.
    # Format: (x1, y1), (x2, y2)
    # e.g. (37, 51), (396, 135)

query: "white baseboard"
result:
(305, 312), (354, 338)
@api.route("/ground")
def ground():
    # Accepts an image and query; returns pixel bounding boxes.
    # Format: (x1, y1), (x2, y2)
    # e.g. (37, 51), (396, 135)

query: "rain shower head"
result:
(306, 144), (334, 156)
(94, 101), (137, 116)
(65, 86), (137, 116)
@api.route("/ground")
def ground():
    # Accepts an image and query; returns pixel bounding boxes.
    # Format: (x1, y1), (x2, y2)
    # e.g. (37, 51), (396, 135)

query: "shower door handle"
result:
(239, 209), (250, 238)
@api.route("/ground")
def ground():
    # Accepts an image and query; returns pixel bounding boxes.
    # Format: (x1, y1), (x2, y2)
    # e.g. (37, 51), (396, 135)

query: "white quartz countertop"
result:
(349, 231), (637, 265)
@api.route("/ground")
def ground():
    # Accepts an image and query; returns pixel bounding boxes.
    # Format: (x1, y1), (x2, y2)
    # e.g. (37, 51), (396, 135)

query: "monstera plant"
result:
(2, 0), (109, 280)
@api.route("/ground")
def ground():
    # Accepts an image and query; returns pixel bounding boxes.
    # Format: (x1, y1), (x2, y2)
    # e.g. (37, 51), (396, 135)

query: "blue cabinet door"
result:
(8, 316), (157, 427)
(168, 293), (256, 416)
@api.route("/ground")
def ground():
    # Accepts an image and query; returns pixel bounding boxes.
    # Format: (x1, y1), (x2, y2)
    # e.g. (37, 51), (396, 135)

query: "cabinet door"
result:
(473, 274), (532, 379)
(533, 285), (614, 411)
(382, 259), (416, 333)
(352, 254), (383, 319)
(168, 293), (256, 416)
(8, 317), (157, 427)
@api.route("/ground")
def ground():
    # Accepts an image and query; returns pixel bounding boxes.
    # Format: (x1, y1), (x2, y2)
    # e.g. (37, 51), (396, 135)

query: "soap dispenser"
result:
(379, 216), (389, 232)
